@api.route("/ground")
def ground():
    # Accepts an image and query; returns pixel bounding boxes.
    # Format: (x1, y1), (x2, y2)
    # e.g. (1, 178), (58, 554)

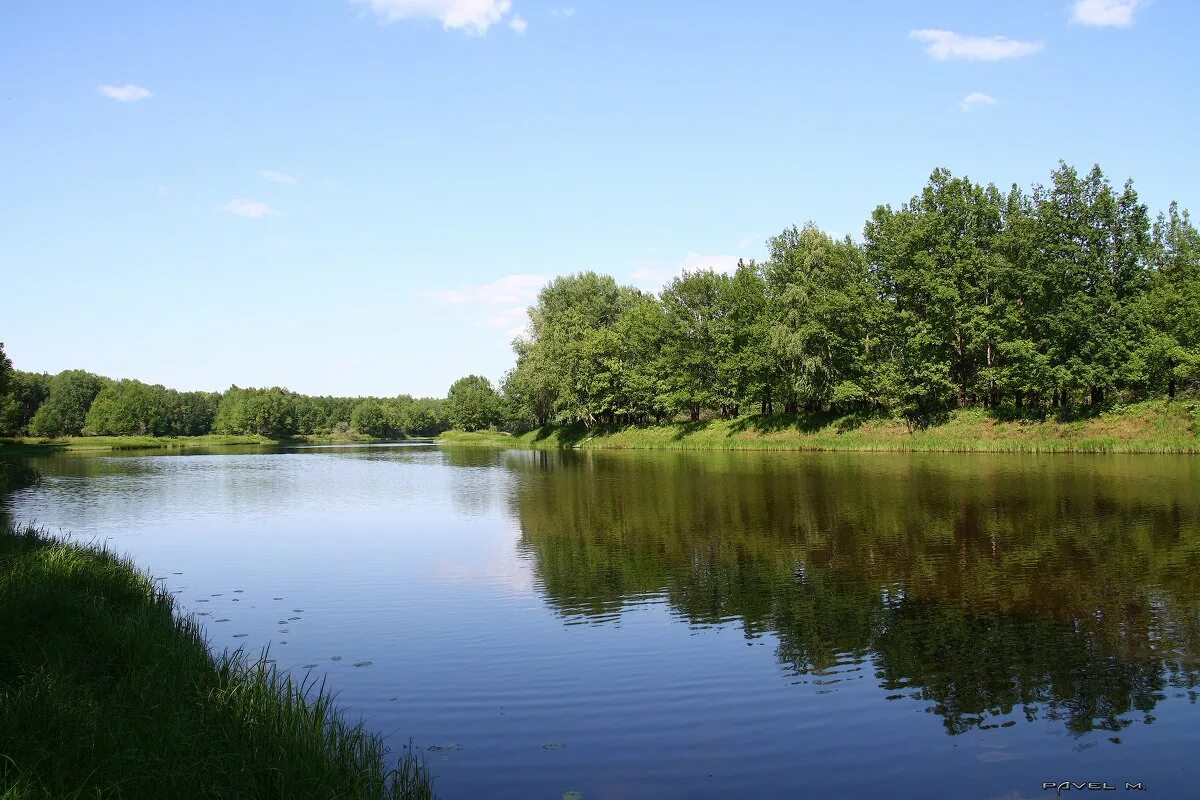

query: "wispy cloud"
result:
(1072, 0), (1146, 27)
(260, 170), (298, 185)
(629, 253), (741, 290)
(960, 91), (998, 111)
(550, 7), (574, 17)
(909, 29), (1043, 61)
(738, 236), (756, 249)
(349, 0), (516, 35)
(433, 273), (548, 339)
(98, 84), (152, 102)
(223, 198), (277, 219)
(433, 273), (548, 305)
(508, 14), (527, 34)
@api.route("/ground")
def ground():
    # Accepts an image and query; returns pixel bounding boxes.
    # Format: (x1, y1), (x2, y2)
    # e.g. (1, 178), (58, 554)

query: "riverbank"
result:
(439, 400), (1200, 454)
(0, 523), (434, 799)
(0, 432), (422, 454)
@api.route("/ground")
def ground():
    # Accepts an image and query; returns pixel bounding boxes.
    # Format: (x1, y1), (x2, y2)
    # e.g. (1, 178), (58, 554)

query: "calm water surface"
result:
(4, 444), (1200, 799)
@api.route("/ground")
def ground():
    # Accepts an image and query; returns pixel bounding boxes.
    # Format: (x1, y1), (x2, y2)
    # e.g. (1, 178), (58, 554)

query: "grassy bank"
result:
(0, 524), (434, 800)
(0, 433), (419, 454)
(439, 400), (1200, 454)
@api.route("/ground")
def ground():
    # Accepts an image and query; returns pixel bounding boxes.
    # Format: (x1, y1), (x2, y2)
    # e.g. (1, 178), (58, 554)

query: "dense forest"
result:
(500, 162), (1200, 429)
(0, 347), (466, 439)
(3, 162), (1198, 439)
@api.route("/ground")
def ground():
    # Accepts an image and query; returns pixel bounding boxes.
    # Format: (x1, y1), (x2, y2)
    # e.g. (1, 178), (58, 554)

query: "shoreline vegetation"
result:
(3, 160), (1200, 457)
(0, 432), (428, 455)
(438, 400), (1200, 454)
(0, 523), (434, 800)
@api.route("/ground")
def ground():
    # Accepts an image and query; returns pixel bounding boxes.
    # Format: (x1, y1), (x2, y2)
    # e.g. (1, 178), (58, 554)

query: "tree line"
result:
(5, 161), (1197, 437)
(501, 162), (1200, 428)
(0, 350), (477, 439)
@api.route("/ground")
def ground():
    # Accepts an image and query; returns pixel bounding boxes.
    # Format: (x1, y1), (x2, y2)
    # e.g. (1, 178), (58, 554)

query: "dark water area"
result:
(3, 444), (1199, 798)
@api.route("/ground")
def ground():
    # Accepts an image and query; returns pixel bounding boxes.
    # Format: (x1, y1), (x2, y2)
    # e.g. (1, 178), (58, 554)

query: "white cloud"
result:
(508, 14), (527, 34)
(629, 253), (741, 290)
(1072, 0), (1145, 27)
(223, 198), (277, 219)
(432, 273), (548, 340)
(909, 29), (1043, 61)
(960, 91), (998, 111)
(350, 0), (515, 34)
(260, 170), (298, 184)
(551, 7), (575, 17)
(98, 84), (152, 102)
(432, 273), (549, 305)
(481, 305), (531, 339)
(738, 235), (756, 249)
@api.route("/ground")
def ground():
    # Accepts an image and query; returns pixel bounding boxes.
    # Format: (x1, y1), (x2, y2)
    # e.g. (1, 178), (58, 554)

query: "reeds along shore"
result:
(0, 524), (434, 800)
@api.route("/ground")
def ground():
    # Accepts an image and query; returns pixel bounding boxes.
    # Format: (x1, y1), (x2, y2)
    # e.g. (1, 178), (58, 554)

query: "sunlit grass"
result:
(439, 400), (1200, 454)
(0, 524), (434, 800)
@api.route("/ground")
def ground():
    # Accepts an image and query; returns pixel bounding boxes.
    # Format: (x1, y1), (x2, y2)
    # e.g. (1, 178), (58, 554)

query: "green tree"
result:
(0, 343), (11, 399)
(445, 375), (501, 431)
(659, 270), (736, 420)
(0, 371), (52, 436)
(764, 225), (874, 413)
(28, 370), (106, 437)
(864, 170), (1007, 417)
(350, 399), (392, 438)
(1136, 203), (1200, 397)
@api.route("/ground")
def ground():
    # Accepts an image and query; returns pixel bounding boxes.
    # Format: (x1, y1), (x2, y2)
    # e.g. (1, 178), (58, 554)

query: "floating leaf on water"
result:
(232, 599), (240, 602)
(278, 620), (289, 625)
(289, 616), (301, 620)
(233, 633), (248, 638)
(427, 744), (462, 752)
(233, 589), (244, 593)
(211, 593), (222, 597)
(273, 597), (283, 600)
(196, 599), (209, 603)
(353, 661), (373, 668)
(542, 743), (566, 750)
(292, 609), (304, 612)
(215, 618), (230, 623)
(331, 656), (342, 661)
(278, 629), (289, 634)
(196, 612), (210, 617)
(279, 641), (287, 645)
(302, 664), (318, 669)
(172, 572), (183, 575)
(563, 792), (583, 800)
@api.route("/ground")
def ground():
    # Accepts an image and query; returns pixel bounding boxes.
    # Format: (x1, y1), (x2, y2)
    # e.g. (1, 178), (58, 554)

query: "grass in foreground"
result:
(440, 400), (1200, 454)
(0, 524), (434, 800)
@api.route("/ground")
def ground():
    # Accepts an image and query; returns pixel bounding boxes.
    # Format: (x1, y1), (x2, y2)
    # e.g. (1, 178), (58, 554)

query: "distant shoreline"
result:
(0, 433), (428, 454)
(437, 400), (1200, 455)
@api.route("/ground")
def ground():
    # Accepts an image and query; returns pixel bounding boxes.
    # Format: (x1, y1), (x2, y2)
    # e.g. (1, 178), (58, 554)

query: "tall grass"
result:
(0, 524), (434, 800)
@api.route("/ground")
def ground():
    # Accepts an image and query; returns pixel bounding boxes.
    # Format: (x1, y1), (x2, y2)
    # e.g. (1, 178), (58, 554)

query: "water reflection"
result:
(506, 450), (1200, 736)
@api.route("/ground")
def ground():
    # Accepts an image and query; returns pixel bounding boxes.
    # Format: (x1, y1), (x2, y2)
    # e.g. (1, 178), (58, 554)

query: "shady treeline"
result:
(501, 163), (1200, 428)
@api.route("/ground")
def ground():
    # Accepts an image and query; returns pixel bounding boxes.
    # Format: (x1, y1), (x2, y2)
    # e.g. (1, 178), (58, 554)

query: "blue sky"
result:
(3, 0), (1197, 397)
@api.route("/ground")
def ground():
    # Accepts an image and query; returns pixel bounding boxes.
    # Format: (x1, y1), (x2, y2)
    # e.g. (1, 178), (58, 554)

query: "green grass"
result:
(0, 433), (417, 455)
(0, 524), (435, 800)
(440, 399), (1200, 454)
